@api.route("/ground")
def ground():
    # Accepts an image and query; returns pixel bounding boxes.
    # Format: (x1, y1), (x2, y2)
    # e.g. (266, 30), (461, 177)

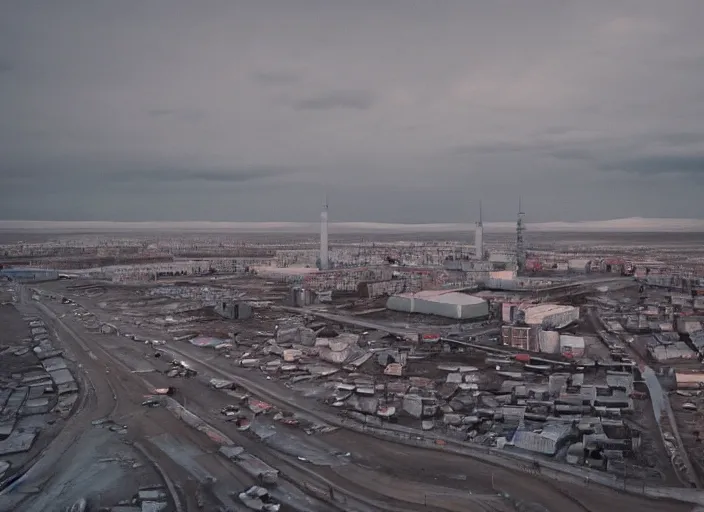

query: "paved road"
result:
(9, 288), (259, 511)
(0, 287), (130, 511)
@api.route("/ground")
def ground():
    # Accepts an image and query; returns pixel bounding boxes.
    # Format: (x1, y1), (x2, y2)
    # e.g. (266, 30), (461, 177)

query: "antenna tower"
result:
(319, 193), (329, 270)
(516, 197), (526, 271)
(475, 200), (484, 260)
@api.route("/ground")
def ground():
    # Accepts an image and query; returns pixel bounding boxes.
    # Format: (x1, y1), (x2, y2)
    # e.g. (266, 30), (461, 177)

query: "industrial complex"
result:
(1, 205), (703, 512)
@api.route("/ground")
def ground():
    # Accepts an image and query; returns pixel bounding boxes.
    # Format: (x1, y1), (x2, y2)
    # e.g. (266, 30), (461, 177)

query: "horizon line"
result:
(1, 217), (704, 233)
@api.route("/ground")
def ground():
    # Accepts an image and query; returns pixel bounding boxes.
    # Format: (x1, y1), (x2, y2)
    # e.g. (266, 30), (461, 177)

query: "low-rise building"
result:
(649, 342), (697, 361)
(511, 423), (573, 456)
(559, 335), (586, 358)
(214, 300), (252, 320)
(520, 304), (580, 328)
(501, 325), (539, 352)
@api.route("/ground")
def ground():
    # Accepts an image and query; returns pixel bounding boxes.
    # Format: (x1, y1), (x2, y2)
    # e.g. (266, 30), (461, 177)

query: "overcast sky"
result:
(2, 1), (703, 223)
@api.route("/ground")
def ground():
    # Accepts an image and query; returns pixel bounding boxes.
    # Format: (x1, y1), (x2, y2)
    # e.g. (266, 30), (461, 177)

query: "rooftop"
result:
(396, 290), (486, 305)
(521, 304), (576, 315)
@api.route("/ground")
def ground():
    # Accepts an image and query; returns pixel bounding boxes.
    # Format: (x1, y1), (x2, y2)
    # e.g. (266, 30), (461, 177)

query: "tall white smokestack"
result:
(320, 194), (329, 270)
(475, 200), (484, 260)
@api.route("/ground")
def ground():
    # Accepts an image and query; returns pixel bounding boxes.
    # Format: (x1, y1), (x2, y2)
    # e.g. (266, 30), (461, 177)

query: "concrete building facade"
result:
(501, 325), (540, 352)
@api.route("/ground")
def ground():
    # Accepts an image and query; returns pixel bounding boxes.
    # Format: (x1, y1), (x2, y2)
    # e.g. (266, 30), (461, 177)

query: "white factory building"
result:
(386, 290), (489, 320)
(502, 303), (580, 328)
(521, 304), (579, 328)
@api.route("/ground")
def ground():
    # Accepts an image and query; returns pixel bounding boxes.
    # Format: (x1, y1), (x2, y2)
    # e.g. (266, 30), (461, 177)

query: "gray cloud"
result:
(600, 154), (704, 175)
(454, 140), (603, 159)
(542, 126), (574, 136)
(462, 142), (528, 155)
(657, 132), (704, 146)
(147, 108), (205, 124)
(254, 71), (300, 86)
(104, 167), (290, 183)
(2, 161), (290, 190)
(548, 149), (595, 161)
(4, 165), (290, 184)
(0, 59), (13, 74)
(454, 129), (704, 171)
(1, 1), (704, 222)
(147, 109), (176, 117)
(292, 90), (375, 111)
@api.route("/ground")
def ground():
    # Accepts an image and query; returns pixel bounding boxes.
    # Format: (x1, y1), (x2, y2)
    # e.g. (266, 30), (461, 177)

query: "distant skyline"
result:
(2, 1), (704, 222)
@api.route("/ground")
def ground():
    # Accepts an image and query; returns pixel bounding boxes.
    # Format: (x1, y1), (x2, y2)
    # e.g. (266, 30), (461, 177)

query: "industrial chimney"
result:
(320, 195), (329, 270)
(475, 200), (484, 260)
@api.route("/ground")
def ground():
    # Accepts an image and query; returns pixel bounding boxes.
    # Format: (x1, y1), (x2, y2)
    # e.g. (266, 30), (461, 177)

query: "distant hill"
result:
(0, 217), (703, 233)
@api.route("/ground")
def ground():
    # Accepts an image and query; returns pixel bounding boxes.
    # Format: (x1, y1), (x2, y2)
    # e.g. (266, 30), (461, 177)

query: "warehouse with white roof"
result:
(386, 290), (489, 320)
(519, 304), (579, 328)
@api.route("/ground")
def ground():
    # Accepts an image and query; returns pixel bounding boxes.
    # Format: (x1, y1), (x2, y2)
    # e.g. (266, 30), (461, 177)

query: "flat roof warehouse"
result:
(387, 290), (489, 320)
(396, 290), (487, 305)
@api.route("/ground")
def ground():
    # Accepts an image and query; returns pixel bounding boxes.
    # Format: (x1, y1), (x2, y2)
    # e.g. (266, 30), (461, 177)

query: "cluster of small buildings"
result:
(499, 304), (582, 357)
(148, 284), (246, 308)
(591, 283), (704, 364)
(256, 264), (479, 296)
(0, 311), (78, 474)
(147, 296), (641, 479)
(38, 256), (688, 484)
(10, 226), (704, 499)
(107, 258), (272, 282)
(277, 242), (477, 269)
(647, 333), (698, 362)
